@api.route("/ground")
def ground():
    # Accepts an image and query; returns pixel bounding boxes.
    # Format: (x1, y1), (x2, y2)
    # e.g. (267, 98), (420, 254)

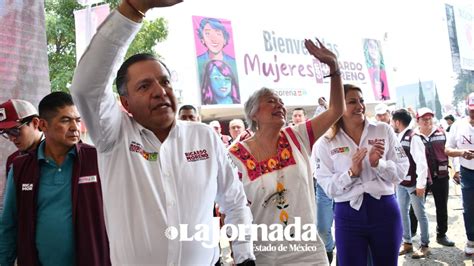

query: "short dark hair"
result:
(20, 115), (39, 125)
(179, 105), (197, 114)
(197, 18), (229, 44)
(443, 114), (455, 122)
(293, 107), (306, 115)
(115, 53), (171, 96)
(392, 108), (412, 127)
(39, 92), (74, 122)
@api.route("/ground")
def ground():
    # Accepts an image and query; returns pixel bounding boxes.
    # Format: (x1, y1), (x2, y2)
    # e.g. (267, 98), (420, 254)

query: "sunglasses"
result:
(0, 122), (28, 139)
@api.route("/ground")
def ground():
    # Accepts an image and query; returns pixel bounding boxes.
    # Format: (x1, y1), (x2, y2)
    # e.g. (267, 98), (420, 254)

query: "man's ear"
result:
(38, 119), (47, 133)
(120, 96), (130, 112)
(31, 117), (40, 130)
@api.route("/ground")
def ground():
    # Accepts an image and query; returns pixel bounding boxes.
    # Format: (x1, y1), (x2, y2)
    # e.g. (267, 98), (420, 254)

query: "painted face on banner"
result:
(202, 23), (226, 55)
(367, 39), (380, 66)
(210, 66), (232, 99)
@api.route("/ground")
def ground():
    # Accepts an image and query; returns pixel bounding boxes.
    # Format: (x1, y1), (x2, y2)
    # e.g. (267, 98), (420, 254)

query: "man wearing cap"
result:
(0, 100), (43, 176)
(0, 92), (110, 265)
(391, 109), (431, 258)
(414, 107), (455, 247)
(445, 92), (474, 256)
(374, 103), (391, 124)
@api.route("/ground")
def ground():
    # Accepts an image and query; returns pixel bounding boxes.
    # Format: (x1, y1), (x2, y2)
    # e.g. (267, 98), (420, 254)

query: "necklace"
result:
(251, 135), (290, 226)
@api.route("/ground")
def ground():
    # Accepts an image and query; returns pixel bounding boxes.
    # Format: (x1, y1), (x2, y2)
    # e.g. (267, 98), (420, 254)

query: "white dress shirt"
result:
(446, 118), (474, 170)
(314, 120), (409, 210)
(397, 127), (428, 188)
(71, 10), (254, 265)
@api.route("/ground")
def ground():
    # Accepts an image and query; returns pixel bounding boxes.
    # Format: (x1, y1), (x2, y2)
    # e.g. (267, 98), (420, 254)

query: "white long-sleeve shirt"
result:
(446, 118), (474, 170)
(397, 127), (428, 189)
(314, 120), (409, 210)
(70, 10), (254, 265)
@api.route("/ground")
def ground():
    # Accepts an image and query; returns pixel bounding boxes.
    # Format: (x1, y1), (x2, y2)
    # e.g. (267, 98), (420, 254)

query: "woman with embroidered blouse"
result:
(228, 39), (344, 265)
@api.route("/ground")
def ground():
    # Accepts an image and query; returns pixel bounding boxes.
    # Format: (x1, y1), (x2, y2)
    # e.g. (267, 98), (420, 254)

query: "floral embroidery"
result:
(246, 159), (256, 170)
(229, 131), (297, 181)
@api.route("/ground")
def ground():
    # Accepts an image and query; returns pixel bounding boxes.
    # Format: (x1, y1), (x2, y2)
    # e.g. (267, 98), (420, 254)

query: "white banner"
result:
(74, 4), (110, 64)
(0, 0), (50, 211)
(454, 4), (474, 70)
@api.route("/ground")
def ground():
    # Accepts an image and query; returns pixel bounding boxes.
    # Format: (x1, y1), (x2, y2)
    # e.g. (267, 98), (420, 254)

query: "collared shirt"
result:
(314, 120), (409, 210)
(0, 141), (76, 266)
(398, 127), (428, 188)
(446, 118), (474, 170)
(70, 10), (253, 265)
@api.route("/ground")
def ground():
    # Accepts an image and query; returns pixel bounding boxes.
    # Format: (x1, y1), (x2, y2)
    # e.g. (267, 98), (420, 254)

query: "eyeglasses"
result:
(0, 122), (28, 139)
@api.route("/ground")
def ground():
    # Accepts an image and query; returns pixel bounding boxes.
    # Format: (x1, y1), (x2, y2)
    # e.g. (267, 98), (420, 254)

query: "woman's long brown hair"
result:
(327, 84), (363, 141)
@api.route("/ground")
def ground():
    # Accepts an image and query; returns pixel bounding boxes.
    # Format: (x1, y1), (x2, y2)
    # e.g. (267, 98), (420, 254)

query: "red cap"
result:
(467, 92), (474, 111)
(0, 99), (38, 129)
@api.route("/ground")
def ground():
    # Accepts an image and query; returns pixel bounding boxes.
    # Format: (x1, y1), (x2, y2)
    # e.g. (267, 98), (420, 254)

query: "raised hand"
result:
(121, 0), (183, 22)
(369, 141), (385, 167)
(351, 148), (367, 176)
(142, 0), (183, 8)
(304, 39), (338, 69)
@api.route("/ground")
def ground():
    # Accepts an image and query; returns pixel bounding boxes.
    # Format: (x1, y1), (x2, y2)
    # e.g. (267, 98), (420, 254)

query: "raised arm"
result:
(304, 39), (345, 141)
(70, 0), (181, 152)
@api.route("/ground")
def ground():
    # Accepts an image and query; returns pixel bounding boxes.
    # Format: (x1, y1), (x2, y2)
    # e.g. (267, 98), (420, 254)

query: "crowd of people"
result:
(0, 1), (473, 266)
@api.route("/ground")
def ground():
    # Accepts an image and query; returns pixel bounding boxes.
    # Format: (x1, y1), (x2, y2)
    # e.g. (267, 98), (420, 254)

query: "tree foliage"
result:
(452, 70), (474, 105)
(46, 0), (168, 92)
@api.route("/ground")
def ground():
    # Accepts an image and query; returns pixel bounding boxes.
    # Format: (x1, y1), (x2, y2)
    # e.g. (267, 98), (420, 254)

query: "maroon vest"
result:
(400, 129), (417, 187)
(6, 150), (22, 176)
(420, 128), (449, 178)
(12, 142), (111, 266)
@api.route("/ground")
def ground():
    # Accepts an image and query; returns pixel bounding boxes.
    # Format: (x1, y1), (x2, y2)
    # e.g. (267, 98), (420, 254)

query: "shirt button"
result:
(169, 201), (175, 207)
(58, 168), (62, 172)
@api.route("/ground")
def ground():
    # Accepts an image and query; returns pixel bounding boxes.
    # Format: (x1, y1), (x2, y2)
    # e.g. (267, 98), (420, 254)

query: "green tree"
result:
(46, 0), (168, 92)
(452, 70), (474, 105)
(434, 86), (442, 119)
(418, 80), (427, 108)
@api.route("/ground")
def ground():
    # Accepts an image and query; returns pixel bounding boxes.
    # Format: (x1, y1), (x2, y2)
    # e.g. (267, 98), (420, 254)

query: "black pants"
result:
(411, 176), (449, 237)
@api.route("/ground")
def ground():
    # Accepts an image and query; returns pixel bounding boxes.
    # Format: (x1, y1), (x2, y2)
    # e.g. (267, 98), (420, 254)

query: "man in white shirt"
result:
(70, 1), (255, 265)
(391, 109), (430, 258)
(414, 107), (454, 247)
(445, 92), (474, 256)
